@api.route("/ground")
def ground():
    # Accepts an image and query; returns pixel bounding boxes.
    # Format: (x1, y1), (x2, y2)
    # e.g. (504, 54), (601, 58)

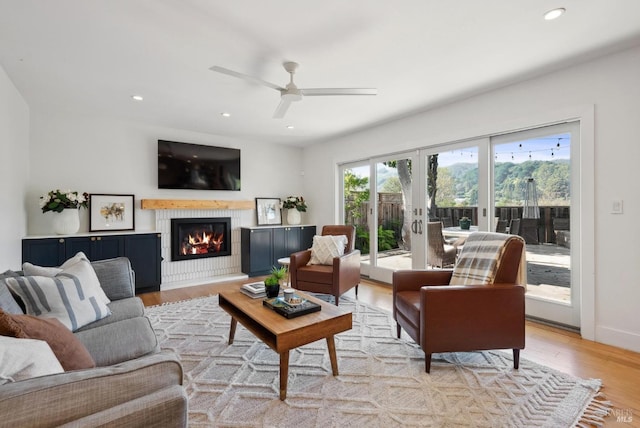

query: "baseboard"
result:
(595, 325), (640, 353)
(160, 273), (248, 291)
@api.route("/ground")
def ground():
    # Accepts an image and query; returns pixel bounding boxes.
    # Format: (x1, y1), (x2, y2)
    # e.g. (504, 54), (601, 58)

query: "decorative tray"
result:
(263, 295), (321, 319)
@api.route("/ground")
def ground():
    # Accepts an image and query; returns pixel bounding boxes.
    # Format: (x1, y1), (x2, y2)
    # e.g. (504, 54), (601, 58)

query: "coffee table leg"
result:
(279, 350), (289, 400)
(228, 318), (237, 345)
(326, 335), (339, 376)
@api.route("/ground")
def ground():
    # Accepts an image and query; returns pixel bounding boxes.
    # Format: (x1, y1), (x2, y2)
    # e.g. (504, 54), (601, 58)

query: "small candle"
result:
(283, 288), (295, 302)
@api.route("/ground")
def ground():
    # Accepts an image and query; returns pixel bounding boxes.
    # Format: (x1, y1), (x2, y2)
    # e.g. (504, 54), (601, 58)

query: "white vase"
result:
(52, 208), (80, 235)
(287, 209), (302, 225)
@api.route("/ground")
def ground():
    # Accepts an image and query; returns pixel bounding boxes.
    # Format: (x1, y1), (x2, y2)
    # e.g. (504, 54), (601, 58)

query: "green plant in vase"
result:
(264, 266), (287, 298)
(459, 217), (471, 230)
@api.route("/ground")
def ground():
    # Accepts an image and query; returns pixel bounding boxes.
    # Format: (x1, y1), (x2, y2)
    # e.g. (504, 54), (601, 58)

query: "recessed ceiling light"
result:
(544, 8), (566, 20)
(131, 95), (143, 101)
(221, 112), (231, 117)
(286, 125), (294, 129)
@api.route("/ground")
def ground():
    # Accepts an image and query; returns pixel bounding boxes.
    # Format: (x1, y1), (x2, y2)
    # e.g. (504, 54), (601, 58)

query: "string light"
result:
(441, 137), (569, 162)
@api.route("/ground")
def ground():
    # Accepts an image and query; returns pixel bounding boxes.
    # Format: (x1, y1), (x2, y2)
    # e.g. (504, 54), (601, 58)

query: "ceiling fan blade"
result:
(209, 66), (284, 91)
(273, 99), (292, 119)
(300, 88), (378, 96)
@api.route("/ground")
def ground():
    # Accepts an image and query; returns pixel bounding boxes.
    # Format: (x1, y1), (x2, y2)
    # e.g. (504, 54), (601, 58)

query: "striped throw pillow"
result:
(6, 275), (111, 332)
(22, 252), (110, 305)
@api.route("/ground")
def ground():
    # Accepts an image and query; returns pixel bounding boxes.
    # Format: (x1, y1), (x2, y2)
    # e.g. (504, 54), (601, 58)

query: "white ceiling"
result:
(2, 1), (640, 146)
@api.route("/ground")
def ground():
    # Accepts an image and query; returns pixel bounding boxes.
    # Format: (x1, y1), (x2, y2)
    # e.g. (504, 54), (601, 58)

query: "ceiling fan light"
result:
(544, 8), (566, 20)
(221, 112), (231, 117)
(131, 95), (143, 101)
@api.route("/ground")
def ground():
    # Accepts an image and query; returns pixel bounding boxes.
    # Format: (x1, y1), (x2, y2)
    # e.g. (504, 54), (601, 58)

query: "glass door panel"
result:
(341, 153), (417, 283)
(422, 144), (481, 268)
(491, 122), (580, 328)
(341, 164), (371, 276)
(373, 157), (413, 274)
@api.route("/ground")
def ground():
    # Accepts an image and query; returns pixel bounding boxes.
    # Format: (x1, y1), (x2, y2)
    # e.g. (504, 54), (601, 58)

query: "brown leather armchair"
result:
(393, 232), (526, 373)
(289, 225), (361, 305)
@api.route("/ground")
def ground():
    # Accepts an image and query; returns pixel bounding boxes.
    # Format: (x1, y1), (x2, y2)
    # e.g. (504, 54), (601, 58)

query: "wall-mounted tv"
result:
(158, 140), (241, 191)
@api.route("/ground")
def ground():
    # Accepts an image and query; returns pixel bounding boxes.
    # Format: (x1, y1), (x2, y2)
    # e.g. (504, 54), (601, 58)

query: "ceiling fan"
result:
(210, 61), (377, 119)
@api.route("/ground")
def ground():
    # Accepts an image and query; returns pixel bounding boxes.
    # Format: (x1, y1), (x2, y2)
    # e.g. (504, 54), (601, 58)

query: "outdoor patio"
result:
(363, 243), (571, 302)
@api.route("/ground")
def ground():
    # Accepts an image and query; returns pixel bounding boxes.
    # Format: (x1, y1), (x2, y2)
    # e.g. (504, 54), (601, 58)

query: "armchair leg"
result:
(396, 323), (401, 338)
(355, 284), (359, 297)
(425, 353), (432, 373)
(334, 295), (339, 306)
(513, 349), (520, 369)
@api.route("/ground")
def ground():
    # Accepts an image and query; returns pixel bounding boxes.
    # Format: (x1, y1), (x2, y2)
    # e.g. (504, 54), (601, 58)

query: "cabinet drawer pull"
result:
(91, 237), (96, 241)
(59, 238), (64, 243)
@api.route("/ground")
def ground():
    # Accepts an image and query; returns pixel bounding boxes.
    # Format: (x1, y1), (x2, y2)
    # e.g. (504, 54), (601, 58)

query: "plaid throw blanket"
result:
(449, 232), (526, 286)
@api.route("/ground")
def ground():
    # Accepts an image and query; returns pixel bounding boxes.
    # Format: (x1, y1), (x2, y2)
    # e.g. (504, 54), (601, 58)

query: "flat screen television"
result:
(158, 140), (241, 190)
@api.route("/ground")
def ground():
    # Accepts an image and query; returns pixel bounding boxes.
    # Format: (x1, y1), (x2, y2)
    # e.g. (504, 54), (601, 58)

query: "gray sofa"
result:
(0, 257), (188, 427)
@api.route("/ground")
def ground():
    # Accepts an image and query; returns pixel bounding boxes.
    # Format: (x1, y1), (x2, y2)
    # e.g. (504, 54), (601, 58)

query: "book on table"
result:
(240, 288), (266, 298)
(241, 281), (266, 298)
(263, 295), (321, 319)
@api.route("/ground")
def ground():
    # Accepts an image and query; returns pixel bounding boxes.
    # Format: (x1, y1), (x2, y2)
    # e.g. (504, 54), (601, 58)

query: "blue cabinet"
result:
(123, 233), (161, 294)
(241, 225), (316, 277)
(22, 233), (161, 294)
(241, 227), (273, 276)
(21, 238), (65, 267)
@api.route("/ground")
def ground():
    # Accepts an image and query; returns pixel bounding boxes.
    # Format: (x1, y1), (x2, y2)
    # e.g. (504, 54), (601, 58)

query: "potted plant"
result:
(281, 196), (307, 225)
(459, 216), (471, 230)
(40, 189), (89, 235)
(264, 266), (287, 298)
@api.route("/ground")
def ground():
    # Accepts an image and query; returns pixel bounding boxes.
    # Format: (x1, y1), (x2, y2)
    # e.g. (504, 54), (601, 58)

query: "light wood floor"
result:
(139, 278), (640, 427)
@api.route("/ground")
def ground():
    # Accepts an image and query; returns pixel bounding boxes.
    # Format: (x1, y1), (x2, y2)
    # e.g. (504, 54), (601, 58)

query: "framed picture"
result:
(255, 197), (282, 226)
(90, 194), (135, 232)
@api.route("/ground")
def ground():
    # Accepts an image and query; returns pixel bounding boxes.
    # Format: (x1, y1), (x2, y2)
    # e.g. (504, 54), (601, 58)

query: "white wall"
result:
(26, 109), (305, 235)
(0, 66), (29, 271)
(20, 107), (304, 288)
(303, 44), (640, 352)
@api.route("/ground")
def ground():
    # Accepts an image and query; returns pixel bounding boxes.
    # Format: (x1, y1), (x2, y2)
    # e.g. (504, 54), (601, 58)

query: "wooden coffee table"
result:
(218, 285), (352, 400)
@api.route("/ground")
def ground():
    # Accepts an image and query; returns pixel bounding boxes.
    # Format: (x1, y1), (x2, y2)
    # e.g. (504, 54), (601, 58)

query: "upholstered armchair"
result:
(393, 232), (526, 373)
(289, 225), (361, 305)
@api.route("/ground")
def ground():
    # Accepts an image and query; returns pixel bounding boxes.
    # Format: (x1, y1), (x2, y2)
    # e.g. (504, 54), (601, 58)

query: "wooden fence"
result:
(346, 192), (570, 245)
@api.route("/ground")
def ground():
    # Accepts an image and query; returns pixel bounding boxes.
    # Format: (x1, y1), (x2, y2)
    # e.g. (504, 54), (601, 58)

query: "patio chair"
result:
(508, 218), (521, 235)
(496, 220), (508, 233)
(393, 232), (526, 372)
(427, 221), (457, 268)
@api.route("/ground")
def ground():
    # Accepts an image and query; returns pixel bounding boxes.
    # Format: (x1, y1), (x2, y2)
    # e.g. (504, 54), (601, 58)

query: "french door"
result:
(340, 152), (418, 283)
(490, 122), (580, 328)
(340, 122), (581, 328)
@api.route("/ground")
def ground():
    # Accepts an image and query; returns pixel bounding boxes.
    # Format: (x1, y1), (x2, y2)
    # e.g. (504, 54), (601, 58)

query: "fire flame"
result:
(180, 231), (224, 255)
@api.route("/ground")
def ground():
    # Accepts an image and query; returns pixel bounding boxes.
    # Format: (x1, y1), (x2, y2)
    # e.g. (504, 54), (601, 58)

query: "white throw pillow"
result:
(6, 273), (112, 332)
(21, 263), (61, 276)
(309, 235), (348, 265)
(0, 336), (64, 384)
(23, 252), (110, 305)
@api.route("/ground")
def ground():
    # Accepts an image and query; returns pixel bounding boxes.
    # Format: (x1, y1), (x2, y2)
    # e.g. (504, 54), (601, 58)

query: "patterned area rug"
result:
(146, 295), (610, 427)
